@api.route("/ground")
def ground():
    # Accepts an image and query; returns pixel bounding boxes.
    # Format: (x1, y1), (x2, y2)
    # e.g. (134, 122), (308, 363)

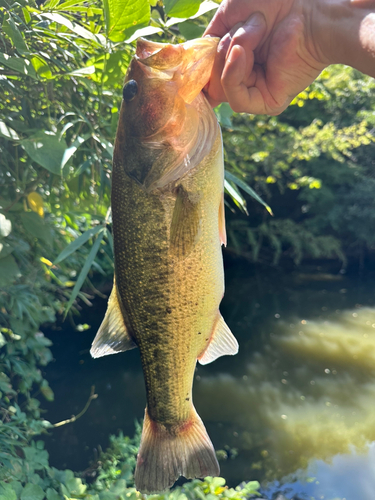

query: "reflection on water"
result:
(196, 307), (375, 495)
(43, 264), (375, 500)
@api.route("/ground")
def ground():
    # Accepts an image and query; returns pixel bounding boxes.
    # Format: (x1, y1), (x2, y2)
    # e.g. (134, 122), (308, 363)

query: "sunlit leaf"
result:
(225, 171), (273, 215)
(0, 121), (19, 141)
(125, 25), (162, 43)
(41, 13), (105, 45)
(102, 0), (150, 41)
(64, 229), (105, 315)
(0, 214), (12, 238)
(40, 257), (53, 266)
(56, 0), (88, 10)
(164, 0), (201, 18)
(224, 179), (248, 214)
(165, 0), (217, 25)
(31, 55), (53, 79)
(54, 225), (103, 264)
(67, 65), (95, 77)
(27, 192), (44, 218)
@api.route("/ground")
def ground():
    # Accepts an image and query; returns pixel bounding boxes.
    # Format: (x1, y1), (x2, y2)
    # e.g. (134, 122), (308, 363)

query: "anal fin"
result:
(90, 280), (137, 358)
(198, 313), (238, 365)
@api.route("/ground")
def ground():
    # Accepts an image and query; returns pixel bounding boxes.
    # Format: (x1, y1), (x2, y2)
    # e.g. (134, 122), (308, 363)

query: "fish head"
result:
(115, 37), (220, 190)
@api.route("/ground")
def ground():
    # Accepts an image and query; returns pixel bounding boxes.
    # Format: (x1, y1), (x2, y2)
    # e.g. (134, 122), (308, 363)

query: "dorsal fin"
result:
(198, 314), (238, 365)
(90, 280), (137, 358)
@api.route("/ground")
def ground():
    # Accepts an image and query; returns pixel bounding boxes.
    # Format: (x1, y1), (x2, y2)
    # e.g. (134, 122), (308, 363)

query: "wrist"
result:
(310, 0), (375, 77)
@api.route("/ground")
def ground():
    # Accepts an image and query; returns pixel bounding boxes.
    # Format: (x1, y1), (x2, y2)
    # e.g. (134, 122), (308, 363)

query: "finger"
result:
(226, 11), (267, 70)
(205, 12), (266, 108)
(204, 32), (232, 105)
(222, 46), (289, 114)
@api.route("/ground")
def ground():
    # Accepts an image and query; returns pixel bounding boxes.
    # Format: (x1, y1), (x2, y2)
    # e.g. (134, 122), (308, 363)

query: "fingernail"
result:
(247, 11), (266, 27)
(218, 32), (231, 54)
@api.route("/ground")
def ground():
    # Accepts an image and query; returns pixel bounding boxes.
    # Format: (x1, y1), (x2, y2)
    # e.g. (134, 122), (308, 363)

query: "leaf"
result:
(64, 229), (105, 315)
(31, 55), (53, 79)
(2, 17), (29, 53)
(0, 255), (20, 287)
(23, 7), (31, 24)
(54, 225), (103, 264)
(105, 228), (113, 256)
(41, 13), (105, 45)
(178, 20), (205, 40)
(165, 0), (218, 26)
(225, 171), (273, 215)
(61, 133), (92, 169)
(224, 179), (248, 214)
(20, 483), (45, 500)
(67, 65), (95, 77)
(21, 132), (67, 175)
(164, 0), (201, 18)
(40, 379), (54, 401)
(46, 489), (61, 500)
(0, 242), (14, 259)
(102, 0), (150, 42)
(20, 212), (53, 245)
(125, 25), (162, 43)
(56, 0), (88, 9)
(0, 484), (17, 500)
(65, 477), (87, 496)
(0, 120), (20, 141)
(0, 53), (36, 78)
(215, 103), (234, 129)
(93, 134), (113, 158)
(27, 192), (44, 218)
(0, 213), (12, 238)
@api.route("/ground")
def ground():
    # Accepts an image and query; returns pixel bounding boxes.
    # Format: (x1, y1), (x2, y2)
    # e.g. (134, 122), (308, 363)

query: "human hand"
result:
(204, 0), (375, 115)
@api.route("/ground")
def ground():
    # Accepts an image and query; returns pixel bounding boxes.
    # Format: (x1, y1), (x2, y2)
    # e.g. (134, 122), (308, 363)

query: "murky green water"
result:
(43, 260), (375, 500)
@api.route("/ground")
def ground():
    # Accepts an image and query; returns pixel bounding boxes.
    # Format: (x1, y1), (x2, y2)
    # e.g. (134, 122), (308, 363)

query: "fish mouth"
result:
(135, 37), (220, 104)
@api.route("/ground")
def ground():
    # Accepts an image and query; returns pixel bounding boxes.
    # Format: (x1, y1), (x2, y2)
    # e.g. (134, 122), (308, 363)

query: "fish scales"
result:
(113, 133), (224, 424)
(91, 37), (239, 493)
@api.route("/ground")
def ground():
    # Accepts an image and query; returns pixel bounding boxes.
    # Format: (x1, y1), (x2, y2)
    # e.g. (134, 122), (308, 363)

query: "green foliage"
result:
(0, 427), (260, 500)
(222, 66), (375, 265)
(1, 0), (375, 497)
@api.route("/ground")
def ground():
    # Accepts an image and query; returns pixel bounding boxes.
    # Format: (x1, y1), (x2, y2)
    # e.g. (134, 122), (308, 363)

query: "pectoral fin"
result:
(198, 313), (238, 365)
(90, 281), (137, 358)
(170, 186), (201, 259)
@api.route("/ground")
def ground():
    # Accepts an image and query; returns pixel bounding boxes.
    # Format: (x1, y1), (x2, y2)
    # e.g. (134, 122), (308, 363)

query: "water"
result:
(42, 259), (375, 500)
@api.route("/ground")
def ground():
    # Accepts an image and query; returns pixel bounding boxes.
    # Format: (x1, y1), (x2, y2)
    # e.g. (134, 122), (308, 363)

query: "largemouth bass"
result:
(91, 37), (238, 493)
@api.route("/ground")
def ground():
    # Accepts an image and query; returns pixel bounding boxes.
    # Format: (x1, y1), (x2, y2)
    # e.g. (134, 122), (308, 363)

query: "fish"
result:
(90, 36), (238, 493)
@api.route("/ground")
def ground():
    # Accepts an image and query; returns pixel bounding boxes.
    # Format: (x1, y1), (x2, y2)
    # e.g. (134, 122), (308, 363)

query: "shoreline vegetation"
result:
(0, 0), (374, 498)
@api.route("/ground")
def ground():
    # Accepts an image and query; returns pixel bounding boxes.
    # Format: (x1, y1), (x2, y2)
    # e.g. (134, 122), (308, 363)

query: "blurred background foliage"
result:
(0, 0), (374, 496)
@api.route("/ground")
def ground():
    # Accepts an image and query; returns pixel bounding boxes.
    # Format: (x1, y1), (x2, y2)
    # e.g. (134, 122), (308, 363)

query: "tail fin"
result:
(134, 406), (219, 493)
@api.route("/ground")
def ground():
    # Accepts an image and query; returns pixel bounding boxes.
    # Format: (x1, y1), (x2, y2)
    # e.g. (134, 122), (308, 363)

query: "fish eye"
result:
(123, 80), (138, 102)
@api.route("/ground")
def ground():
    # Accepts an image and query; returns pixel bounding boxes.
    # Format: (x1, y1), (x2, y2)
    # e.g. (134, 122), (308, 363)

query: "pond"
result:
(42, 257), (375, 500)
